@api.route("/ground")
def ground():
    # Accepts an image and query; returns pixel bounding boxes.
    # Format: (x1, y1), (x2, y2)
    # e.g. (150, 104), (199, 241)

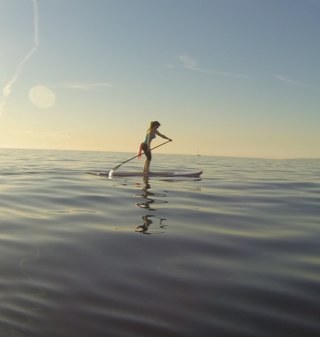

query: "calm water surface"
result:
(1, 149), (320, 337)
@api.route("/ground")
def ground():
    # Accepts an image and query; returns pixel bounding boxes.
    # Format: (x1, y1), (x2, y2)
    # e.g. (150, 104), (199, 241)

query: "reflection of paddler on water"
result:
(135, 176), (167, 234)
(136, 176), (167, 210)
(135, 215), (153, 233)
(135, 215), (167, 234)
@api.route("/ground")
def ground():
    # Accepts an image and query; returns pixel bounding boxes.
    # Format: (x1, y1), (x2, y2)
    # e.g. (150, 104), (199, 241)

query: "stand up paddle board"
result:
(89, 170), (203, 178)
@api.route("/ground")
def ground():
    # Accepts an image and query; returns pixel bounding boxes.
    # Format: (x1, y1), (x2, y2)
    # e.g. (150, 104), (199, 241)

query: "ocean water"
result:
(1, 148), (320, 337)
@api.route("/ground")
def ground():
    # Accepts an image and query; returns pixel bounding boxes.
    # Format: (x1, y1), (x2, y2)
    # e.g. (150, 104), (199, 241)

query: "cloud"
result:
(274, 74), (306, 87)
(179, 54), (198, 69)
(58, 82), (115, 91)
(0, 0), (39, 115)
(178, 54), (252, 79)
(46, 128), (78, 140)
(8, 129), (34, 136)
(8, 127), (80, 140)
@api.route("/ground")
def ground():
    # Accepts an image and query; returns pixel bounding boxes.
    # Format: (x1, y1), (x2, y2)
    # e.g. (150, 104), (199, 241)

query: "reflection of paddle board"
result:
(89, 170), (203, 178)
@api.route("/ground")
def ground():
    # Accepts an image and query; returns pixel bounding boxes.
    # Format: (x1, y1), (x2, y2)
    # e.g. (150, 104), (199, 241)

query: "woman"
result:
(139, 121), (172, 173)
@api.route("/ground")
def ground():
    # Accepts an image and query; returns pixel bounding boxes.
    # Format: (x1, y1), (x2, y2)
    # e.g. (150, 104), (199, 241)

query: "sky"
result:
(0, 0), (319, 158)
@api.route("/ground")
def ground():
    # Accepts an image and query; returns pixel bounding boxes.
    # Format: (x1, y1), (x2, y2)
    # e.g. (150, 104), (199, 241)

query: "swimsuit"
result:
(143, 131), (156, 145)
(138, 131), (156, 160)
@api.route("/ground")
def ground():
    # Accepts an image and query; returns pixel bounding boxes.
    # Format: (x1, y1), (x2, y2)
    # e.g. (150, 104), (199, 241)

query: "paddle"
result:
(108, 140), (172, 178)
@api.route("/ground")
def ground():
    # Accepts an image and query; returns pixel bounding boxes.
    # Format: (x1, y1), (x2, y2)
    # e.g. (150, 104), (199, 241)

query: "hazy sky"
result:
(1, 0), (319, 158)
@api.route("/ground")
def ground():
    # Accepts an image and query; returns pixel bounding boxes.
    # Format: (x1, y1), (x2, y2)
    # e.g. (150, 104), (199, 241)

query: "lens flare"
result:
(29, 85), (56, 109)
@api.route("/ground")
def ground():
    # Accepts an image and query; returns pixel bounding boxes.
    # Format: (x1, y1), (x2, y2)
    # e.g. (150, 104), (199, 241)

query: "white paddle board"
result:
(89, 170), (202, 178)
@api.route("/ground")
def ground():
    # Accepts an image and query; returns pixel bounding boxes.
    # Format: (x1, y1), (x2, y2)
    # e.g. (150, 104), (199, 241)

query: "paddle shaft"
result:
(112, 140), (171, 171)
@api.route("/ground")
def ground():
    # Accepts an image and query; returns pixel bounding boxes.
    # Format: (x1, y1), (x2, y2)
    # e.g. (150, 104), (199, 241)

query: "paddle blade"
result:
(108, 169), (114, 178)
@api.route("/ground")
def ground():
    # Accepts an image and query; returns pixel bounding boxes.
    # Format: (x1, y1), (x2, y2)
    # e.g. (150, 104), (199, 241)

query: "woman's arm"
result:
(156, 131), (172, 141)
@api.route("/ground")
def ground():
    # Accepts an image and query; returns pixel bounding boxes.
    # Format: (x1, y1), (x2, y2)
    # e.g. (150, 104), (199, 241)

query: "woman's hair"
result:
(150, 121), (160, 128)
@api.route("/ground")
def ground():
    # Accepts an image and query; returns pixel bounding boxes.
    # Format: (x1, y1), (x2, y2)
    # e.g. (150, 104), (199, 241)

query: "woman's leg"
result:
(142, 143), (152, 173)
(143, 159), (151, 173)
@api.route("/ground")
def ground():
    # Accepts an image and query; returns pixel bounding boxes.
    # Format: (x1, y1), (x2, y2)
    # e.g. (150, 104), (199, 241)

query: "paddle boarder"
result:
(139, 121), (172, 173)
